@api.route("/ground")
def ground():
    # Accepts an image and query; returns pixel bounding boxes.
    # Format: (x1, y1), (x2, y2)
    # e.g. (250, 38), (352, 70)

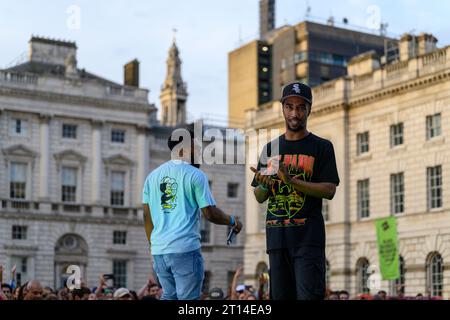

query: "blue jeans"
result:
(152, 248), (204, 300)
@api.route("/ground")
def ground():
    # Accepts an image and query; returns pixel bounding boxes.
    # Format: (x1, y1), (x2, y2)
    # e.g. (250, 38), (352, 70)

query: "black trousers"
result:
(268, 246), (326, 300)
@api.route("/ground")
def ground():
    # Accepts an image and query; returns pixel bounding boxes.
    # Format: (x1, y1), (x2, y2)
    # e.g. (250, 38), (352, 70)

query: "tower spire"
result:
(160, 34), (188, 127)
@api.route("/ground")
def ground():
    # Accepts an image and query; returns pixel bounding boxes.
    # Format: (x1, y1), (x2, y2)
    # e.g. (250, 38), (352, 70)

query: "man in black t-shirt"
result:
(250, 82), (340, 300)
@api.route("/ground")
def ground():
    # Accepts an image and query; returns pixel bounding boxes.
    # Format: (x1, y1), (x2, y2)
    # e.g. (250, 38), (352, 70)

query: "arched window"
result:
(390, 255), (406, 295)
(426, 252), (443, 297)
(396, 256), (406, 293)
(356, 258), (370, 294)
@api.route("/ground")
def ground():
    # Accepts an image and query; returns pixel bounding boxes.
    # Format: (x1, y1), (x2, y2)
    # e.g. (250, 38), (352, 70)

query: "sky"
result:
(0, 0), (449, 122)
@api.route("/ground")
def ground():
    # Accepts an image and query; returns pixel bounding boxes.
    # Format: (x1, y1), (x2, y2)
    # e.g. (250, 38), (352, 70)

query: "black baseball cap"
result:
(208, 287), (224, 300)
(280, 82), (313, 105)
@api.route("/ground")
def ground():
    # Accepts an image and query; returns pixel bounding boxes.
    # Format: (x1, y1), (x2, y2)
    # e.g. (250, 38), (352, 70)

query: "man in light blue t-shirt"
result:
(142, 130), (242, 300)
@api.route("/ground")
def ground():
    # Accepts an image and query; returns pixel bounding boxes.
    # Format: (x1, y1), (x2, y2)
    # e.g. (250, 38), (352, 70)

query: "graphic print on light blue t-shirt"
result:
(160, 176), (178, 213)
(142, 160), (216, 255)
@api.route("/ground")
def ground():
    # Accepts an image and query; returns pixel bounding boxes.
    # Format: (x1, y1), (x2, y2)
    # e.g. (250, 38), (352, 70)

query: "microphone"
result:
(227, 227), (237, 245)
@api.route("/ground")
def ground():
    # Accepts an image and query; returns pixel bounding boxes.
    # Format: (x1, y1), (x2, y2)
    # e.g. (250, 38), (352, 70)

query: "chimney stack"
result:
(417, 33), (438, 56)
(400, 33), (438, 61)
(260, 0), (275, 39)
(399, 33), (418, 61)
(124, 59), (139, 87)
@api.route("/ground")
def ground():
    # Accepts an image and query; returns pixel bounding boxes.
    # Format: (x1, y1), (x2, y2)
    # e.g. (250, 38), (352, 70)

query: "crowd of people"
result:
(0, 264), (270, 301)
(0, 264), (445, 300)
(324, 289), (444, 300)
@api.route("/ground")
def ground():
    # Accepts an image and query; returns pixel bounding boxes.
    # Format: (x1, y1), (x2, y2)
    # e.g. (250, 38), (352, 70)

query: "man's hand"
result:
(232, 216), (243, 234)
(250, 167), (273, 187)
(277, 163), (292, 185)
(147, 275), (157, 286)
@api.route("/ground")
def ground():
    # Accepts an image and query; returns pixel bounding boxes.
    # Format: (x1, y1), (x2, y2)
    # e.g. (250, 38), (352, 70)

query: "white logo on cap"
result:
(292, 84), (301, 94)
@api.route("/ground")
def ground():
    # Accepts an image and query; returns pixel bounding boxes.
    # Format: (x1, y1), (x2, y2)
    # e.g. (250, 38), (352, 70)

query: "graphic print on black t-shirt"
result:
(265, 153), (315, 227)
(251, 133), (340, 250)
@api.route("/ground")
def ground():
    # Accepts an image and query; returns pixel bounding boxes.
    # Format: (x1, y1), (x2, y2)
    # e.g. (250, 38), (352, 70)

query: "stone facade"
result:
(244, 37), (450, 298)
(0, 37), (245, 292)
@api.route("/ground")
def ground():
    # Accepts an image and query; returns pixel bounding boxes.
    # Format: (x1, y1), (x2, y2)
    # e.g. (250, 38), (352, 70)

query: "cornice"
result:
(0, 86), (157, 113)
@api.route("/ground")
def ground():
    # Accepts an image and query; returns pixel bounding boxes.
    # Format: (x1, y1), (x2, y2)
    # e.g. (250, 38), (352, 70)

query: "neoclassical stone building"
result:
(244, 33), (450, 298)
(0, 36), (244, 291)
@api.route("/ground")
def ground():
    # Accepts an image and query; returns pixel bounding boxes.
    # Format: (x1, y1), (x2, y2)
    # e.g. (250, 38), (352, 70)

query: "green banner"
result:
(376, 217), (400, 280)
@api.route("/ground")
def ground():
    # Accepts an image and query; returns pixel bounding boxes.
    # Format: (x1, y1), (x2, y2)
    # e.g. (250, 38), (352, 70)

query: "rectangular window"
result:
(390, 173), (404, 215)
(113, 260), (127, 288)
(227, 271), (235, 288)
(11, 256), (28, 287)
(61, 167), (77, 203)
(62, 124), (77, 139)
(426, 114), (441, 140)
(427, 166), (442, 210)
(227, 183), (239, 198)
(113, 231), (127, 245)
(357, 132), (370, 155)
(357, 179), (370, 219)
(390, 123), (404, 148)
(200, 216), (211, 244)
(10, 162), (27, 199)
(294, 51), (308, 64)
(111, 129), (126, 143)
(111, 171), (125, 206)
(12, 225), (28, 240)
(10, 118), (28, 136)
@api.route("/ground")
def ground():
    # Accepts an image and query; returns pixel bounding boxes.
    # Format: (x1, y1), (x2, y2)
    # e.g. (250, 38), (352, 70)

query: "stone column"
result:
(136, 125), (149, 205)
(91, 120), (103, 205)
(39, 114), (51, 201)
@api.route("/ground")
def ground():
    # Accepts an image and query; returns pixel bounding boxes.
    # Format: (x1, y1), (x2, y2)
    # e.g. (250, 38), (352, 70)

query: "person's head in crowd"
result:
(327, 291), (339, 300)
(44, 293), (58, 300)
(103, 287), (114, 300)
(88, 293), (97, 300)
(238, 291), (251, 300)
(129, 290), (138, 300)
(235, 284), (248, 299)
(247, 294), (257, 300)
(113, 288), (132, 300)
(13, 287), (21, 300)
(24, 280), (43, 300)
(372, 294), (382, 300)
(71, 287), (91, 300)
(147, 284), (161, 299)
(416, 293), (424, 300)
(357, 294), (370, 300)
(235, 284), (250, 300)
(208, 287), (224, 300)
(1, 284), (13, 300)
(18, 282), (29, 300)
(377, 290), (387, 300)
(42, 286), (54, 299)
(56, 287), (68, 300)
(338, 290), (349, 300)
